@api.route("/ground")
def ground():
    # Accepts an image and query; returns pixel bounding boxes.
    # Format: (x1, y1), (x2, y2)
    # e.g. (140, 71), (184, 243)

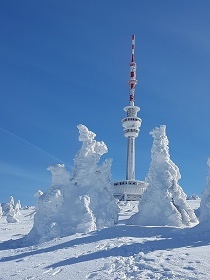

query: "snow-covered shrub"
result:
(28, 124), (119, 243)
(199, 158), (210, 224)
(128, 125), (198, 227)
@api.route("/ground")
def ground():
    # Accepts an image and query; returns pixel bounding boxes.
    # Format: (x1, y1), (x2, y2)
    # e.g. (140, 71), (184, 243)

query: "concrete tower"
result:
(114, 35), (148, 201)
(123, 34), (141, 180)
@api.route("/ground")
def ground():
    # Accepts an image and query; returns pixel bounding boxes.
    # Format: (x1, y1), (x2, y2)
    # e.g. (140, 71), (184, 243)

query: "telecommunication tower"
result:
(114, 35), (147, 201)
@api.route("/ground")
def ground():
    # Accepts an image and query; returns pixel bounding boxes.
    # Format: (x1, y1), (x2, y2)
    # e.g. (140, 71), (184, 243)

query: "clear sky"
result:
(1, 0), (210, 205)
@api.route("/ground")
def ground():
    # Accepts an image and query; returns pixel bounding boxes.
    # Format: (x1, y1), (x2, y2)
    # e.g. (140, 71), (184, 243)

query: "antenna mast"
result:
(129, 34), (138, 106)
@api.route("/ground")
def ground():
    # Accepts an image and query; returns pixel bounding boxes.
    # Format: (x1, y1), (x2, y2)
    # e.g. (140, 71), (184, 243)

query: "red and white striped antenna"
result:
(131, 34), (135, 62)
(128, 34), (138, 106)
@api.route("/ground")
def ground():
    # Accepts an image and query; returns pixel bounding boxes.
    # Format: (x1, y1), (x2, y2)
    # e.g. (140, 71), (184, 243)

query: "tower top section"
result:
(129, 35), (138, 106)
(131, 34), (135, 62)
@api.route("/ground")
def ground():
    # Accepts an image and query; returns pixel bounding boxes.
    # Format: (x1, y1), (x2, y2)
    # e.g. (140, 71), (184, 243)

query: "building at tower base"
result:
(114, 180), (148, 201)
(113, 35), (148, 201)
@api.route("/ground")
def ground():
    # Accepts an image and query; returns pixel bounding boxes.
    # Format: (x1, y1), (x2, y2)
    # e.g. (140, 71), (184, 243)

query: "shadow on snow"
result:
(0, 224), (209, 268)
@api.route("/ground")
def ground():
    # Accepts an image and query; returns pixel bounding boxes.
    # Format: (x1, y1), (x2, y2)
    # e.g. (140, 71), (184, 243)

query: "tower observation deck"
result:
(114, 35), (148, 201)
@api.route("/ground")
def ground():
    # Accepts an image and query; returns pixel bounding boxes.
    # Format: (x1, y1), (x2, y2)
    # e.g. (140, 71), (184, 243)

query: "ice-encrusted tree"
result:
(199, 158), (210, 224)
(1, 196), (20, 222)
(9, 196), (15, 207)
(6, 208), (19, 223)
(28, 124), (119, 243)
(6, 196), (19, 223)
(128, 125), (198, 227)
(34, 190), (44, 198)
(0, 205), (2, 219)
(14, 200), (21, 215)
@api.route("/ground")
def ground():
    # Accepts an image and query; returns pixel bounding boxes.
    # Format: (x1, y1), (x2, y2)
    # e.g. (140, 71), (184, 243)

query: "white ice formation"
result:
(0, 205), (2, 219)
(28, 124), (119, 243)
(199, 158), (210, 224)
(128, 125), (198, 227)
(6, 209), (19, 223)
(34, 190), (44, 198)
(1, 196), (21, 223)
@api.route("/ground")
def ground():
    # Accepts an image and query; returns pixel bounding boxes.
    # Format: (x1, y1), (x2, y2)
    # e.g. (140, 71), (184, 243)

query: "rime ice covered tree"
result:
(9, 196), (15, 207)
(34, 190), (44, 198)
(128, 125), (198, 227)
(1, 196), (14, 215)
(1, 196), (20, 223)
(6, 196), (19, 223)
(0, 205), (2, 219)
(14, 200), (21, 215)
(72, 125), (119, 230)
(6, 208), (19, 223)
(199, 158), (210, 224)
(28, 125), (119, 243)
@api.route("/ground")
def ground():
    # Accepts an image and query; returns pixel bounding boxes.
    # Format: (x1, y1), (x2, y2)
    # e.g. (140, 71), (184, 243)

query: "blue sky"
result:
(1, 1), (210, 205)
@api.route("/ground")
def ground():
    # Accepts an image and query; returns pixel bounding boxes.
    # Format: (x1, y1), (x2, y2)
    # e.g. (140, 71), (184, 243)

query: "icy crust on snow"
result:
(199, 159), (210, 224)
(128, 125), (198, 227)
(28, 125), (119, 243)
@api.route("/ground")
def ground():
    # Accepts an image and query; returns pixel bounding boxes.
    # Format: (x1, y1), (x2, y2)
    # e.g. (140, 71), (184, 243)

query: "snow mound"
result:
(128, 125), (198, 227)
(27, 124), (119, 243)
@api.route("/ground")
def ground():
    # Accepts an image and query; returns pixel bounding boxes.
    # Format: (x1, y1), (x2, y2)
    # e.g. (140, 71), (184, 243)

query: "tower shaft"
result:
(126, 137), (135, 180)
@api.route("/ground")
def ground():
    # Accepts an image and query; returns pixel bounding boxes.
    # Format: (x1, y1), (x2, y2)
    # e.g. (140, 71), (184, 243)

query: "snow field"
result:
(0, 201), (210, 280)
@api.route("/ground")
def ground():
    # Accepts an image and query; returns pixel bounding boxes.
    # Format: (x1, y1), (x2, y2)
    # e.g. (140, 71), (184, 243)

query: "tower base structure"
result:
(114, 180), (148, 201)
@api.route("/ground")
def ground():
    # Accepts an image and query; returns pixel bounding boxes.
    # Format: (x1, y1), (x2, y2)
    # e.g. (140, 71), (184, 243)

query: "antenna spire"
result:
(131, 34), (135, 62)
(129, 34), (138, 106)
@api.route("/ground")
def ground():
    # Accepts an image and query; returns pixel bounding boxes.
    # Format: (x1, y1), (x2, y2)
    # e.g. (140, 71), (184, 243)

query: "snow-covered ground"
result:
(1, 199), (210, 280)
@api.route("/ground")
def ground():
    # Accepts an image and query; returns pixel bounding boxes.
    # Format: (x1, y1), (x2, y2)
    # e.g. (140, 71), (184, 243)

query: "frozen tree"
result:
(48, 163), (70, 187)
(14, 200), (22, 215)
(1, 196), (21, 222)
(34, 190), (44, 198)
(1, 196), (17, 216)
(9, 196), (15, 207)
(4, 196), (20, 223)
(28, 125), (119, 243)
(187, 194), (200, 200)
(0, 205), (2, 219)
(128, 125), (198, 227)
(6, 208), (19, 223)
(199, 158), (210, 224)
